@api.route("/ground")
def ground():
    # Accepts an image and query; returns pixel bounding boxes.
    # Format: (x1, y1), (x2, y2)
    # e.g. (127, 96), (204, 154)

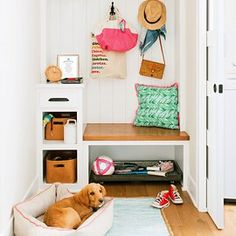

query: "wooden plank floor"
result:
(103, 182), (236, 236)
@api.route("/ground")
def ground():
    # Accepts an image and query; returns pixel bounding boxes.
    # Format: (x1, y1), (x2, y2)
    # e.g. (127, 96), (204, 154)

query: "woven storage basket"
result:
(45, 118), (68, 140)
(46, 151), (77, 183)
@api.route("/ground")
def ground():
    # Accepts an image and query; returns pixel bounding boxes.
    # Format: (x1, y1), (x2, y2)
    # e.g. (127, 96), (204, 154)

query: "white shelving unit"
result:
(38, 0), (192, 199)
(38, 0), (188, 189)
(36, 83), (86, 191)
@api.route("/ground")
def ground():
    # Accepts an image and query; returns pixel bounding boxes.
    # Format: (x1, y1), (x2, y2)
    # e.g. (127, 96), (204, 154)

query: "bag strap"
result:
(158, 36), (165, 64)
(142, 36), (165, 65)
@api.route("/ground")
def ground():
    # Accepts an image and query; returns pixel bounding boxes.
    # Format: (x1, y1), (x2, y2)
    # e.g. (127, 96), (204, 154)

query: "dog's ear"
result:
(100, 184), (106, 196)
(74, 186), (90, 207)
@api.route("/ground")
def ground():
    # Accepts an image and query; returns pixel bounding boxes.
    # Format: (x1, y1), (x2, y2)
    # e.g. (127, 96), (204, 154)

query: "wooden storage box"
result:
(45, 118), (68, 140)
(45, 151), (77, 183)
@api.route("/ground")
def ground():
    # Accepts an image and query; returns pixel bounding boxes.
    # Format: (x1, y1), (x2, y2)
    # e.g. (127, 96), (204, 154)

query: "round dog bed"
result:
(14, 184), (113, 236)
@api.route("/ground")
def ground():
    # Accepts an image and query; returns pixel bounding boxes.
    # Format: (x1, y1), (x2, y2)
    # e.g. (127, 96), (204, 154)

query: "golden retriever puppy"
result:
(44, 183), (106, 229)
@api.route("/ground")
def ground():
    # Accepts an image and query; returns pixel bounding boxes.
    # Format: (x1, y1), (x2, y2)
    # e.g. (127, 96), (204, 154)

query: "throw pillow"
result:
(134, 83), (179, 129)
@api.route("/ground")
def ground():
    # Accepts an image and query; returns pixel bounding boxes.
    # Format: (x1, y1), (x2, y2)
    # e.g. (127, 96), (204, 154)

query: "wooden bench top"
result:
(83, 123), (190, 141)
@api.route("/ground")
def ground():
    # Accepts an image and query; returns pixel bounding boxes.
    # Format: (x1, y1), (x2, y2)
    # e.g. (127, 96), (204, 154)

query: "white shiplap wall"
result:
(44, 0), (182, 124)
(224, 0), (236, 75)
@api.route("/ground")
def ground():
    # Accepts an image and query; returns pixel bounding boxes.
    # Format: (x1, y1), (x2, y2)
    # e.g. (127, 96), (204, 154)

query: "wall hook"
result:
(110, 2), (115, 16)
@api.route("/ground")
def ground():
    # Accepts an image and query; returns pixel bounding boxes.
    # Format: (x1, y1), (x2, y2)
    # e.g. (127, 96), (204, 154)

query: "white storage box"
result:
(14, 184), (113, 236)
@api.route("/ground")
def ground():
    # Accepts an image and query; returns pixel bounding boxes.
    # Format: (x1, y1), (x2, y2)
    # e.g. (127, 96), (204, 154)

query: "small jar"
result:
(64, 119), (77, 144)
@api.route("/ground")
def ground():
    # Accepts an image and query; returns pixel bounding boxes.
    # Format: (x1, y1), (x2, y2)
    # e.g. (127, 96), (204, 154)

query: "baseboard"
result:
(83, 122), (87, 134)
(1, 176), (39, 236)
(186, 175), (197, 208)
(22, 176), (39, 201)
(1, 218), (13, 236)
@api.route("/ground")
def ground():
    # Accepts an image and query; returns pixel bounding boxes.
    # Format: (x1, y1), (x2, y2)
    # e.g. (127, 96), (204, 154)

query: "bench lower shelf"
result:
(90, 160), (183, 183)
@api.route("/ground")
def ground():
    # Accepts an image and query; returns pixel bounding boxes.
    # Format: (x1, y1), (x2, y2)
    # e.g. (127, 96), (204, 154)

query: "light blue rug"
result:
(106, 198), (171, 236)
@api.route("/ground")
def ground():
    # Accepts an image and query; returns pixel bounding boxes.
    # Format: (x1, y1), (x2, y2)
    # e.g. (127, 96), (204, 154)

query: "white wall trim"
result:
(1, 177), (39, 236)
(22, 176), (39, 201)
(179, 0), (187, 131)
(1, 218), (13, 236)
(196, 0), (207, 211)
(186, 175), (200, 210)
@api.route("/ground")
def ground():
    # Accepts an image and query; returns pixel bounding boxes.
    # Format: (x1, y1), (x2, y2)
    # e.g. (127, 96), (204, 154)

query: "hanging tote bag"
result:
(139, 36), (166, 79)
(95, 11), (138, 52)
(91, 35), (127, 79)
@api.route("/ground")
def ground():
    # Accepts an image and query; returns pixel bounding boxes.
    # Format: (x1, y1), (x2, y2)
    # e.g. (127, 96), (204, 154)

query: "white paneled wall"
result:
(224, 0), (236, 75)
(89, 145), (176, 166)
(43, 0), (183, 124)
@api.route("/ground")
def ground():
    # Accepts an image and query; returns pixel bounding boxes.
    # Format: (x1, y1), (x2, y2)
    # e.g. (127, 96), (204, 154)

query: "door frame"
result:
(196, 0), (207, 212)
(196, 0), (225, 228)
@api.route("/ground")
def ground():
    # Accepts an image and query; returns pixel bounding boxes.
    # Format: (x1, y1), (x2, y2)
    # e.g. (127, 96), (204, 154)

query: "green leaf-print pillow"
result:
(134, 83), (179, 129)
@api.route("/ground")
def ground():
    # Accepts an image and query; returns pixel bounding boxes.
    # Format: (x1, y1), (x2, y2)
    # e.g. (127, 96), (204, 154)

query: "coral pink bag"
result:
(95, 16), (138, 52)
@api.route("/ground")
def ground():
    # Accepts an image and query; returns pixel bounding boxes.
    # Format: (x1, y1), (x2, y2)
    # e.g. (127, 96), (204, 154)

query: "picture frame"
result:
(57, 54), (79, 79)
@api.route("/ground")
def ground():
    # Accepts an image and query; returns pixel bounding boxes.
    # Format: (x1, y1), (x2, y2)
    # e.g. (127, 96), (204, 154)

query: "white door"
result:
(206, 0), (224, 229)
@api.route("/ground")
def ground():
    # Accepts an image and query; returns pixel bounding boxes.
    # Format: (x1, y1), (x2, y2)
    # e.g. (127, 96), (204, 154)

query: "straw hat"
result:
(138, 0), (166, 30)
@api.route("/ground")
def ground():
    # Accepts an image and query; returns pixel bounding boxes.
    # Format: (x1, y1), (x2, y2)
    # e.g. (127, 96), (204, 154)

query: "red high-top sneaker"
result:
(152, 190), (170, 209)
(168, 184), (183, 204)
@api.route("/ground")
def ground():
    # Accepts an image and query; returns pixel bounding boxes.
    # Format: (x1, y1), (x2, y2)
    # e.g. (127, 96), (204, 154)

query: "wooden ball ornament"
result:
(45, 65), (62, 82)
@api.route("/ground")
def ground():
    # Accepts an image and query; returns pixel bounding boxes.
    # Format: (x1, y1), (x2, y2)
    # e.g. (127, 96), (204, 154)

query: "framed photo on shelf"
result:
(57, 54), (79, 79)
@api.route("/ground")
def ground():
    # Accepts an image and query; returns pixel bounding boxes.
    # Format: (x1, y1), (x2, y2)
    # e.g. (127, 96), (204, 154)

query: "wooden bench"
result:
(83, 123), (190, 189)
(83, 123), (190, 141)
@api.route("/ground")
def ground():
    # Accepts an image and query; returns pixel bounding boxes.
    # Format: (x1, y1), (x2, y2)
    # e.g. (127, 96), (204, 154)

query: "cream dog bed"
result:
(14, 184), (113, 236)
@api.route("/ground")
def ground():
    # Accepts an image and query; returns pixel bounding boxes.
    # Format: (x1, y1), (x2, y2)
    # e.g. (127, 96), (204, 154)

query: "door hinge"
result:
(206, 30), (215, 47)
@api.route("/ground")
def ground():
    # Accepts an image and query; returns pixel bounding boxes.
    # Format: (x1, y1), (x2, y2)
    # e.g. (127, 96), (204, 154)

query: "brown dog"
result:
(44, 183), (106, 229)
